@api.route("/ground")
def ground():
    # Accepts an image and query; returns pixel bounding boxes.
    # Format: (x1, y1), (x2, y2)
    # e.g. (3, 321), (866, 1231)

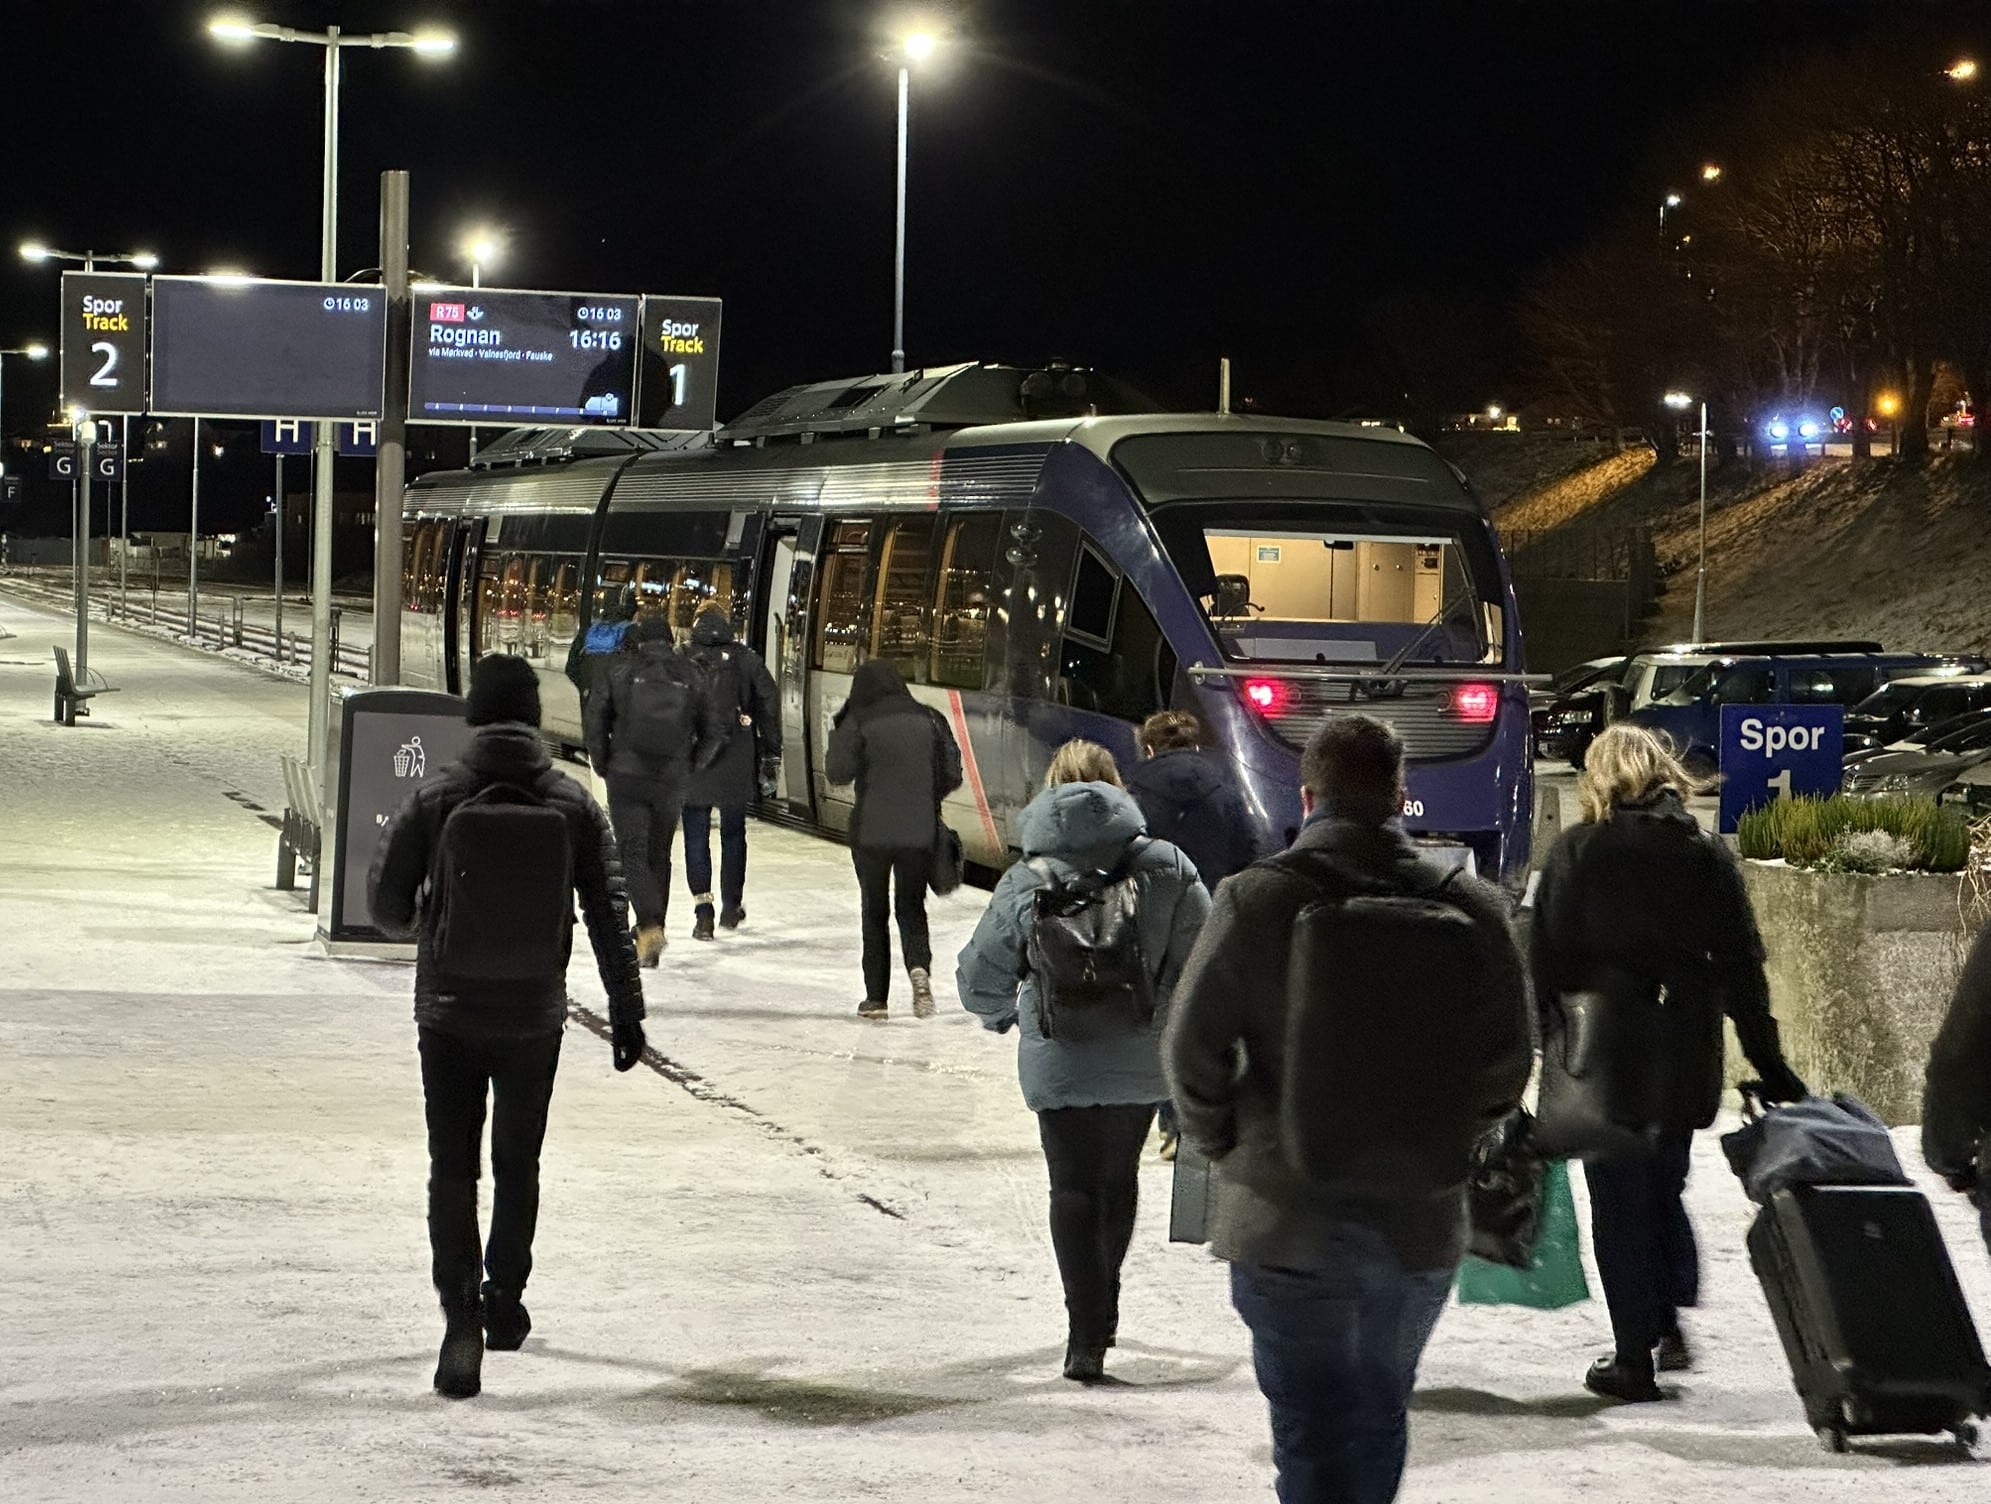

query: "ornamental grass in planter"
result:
(1734, 794), (1969, 873)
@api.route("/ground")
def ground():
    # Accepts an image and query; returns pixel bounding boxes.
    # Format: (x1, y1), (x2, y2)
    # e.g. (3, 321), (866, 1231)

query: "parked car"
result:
(1842, 674), (1991, 755)
(1621, 640), (1886, 715)
(1842, 710), (1991, 798)
(1531, 656), (1630, 765)
(1627, 649), (1963, 770)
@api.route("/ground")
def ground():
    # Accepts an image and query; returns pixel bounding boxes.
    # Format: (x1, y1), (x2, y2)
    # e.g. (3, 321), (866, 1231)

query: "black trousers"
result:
(419, 1026), (563, 1307)
(683, 804), (749, 912)
(1586, 1128), (1699, 1363)
(1038, 1104), (1158, 1349)
(608, 786), (683, 929)
(852, 846), (932, 1002)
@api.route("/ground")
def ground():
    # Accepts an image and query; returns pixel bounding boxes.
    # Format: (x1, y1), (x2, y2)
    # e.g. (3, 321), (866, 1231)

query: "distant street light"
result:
(1666, 391), (1711, 642)
(461, 230), (502, 458)
(0, 343), (52, 482)
(890, 31), (940, 373)
(1700, 163), (1724, 183)
(1947, 58), (1979, 82)
(210, 12), (457, 791)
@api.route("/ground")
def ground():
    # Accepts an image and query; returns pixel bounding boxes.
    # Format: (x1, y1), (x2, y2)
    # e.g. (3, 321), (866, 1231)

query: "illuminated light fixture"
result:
(129, 252), (160, 270)
(1767, 419), (1791, 441)
(1665, 193), (1682, 208)
(1486, 405), (1503, 419)
(18, 242), (50, 263)
(1242, 678), (1288, 716)
(1878, 393), (1902, 417)
(1451, 683), (1500, 724)
(1664, 391), (1694, 410)
(463, 230), (502, 267)
(1701, 163), (1723, 183)
(1797, 419), (1821, 439)
(24, 343), (50, 360)
(203, 269), (255, 285)
(1948, 58), (1979, 82)
(208, 15), (261, 41)
(903, 30), (938, 62)
(409, 32), (456, 54)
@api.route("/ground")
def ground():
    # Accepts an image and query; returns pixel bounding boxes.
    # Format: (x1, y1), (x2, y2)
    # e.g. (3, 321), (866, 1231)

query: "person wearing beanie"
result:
(370, 651), (648, 1401)
(679, 605), (783, 940)
(585, 614), (727, 965)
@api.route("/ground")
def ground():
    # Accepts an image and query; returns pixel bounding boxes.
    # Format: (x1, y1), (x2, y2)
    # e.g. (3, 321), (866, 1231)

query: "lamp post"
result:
(0, 343), (51, 491)
(462, 229), (500, 459)
(1666, 391), (1710, 642)
(1659, 191), (1682, 235)
(890, 31), (937, 374)
(209, 13), (455, 796)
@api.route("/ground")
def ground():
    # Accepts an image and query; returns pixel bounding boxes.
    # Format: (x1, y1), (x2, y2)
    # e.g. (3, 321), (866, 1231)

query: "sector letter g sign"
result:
(1718, 703), (1844, 833)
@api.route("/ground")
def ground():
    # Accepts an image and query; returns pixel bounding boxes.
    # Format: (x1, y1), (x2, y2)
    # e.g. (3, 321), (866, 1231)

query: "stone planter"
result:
(1734, 862), (1970, 1125)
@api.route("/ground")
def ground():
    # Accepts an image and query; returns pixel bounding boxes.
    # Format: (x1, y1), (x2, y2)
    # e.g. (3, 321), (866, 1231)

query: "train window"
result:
(815, 522), (875, 673)
(1067, 543), (1119, 650)
(871, 516), (936, 680)
(1061, 580), (1171, 723)
(402, 521), (446, 614)
(931, 512), (1000, 690)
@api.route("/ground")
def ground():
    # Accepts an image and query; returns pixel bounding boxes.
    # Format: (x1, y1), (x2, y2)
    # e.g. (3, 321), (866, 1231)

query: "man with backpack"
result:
(563, 585), (636, 714)
(1165, 715), (1532, 1504)
(369, 653), (648, 1401)
(680, 605), (782, 940)
(585, 615), (726, 965)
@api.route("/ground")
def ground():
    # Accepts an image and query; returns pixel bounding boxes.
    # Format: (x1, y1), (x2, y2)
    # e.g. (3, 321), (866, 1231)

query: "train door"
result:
(755, 517), (818, 817)
(444, 517), (486, 694)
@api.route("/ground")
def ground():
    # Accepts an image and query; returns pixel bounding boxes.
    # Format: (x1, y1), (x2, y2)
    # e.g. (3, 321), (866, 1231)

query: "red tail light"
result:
(1450, 682), (1499, 723)
(1242, 678), (1289, 716)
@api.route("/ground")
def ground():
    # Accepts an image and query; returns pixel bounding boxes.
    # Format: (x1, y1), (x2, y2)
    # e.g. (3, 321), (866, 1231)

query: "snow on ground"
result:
(4, 586), (1991, 1502)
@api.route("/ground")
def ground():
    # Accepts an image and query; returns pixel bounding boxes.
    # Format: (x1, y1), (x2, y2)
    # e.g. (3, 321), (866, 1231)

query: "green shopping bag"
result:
(1455, 1159), (1591, 1309)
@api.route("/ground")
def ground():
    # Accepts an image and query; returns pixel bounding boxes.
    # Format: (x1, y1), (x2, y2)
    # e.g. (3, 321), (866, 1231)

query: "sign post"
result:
(372, 169), (411, 687)
(73, 417), (93, 684)
(1718, 704), (1846, 834)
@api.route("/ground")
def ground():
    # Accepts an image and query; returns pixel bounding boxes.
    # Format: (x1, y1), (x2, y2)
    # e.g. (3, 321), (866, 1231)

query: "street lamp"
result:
(1666, 391), (1711, 643)
(19, 243), (159, 272)
(209, 12), (456, 796)
(0, 343), (52, 487)
(1700, 163), (1724, 184)
(1947, 58), (1979, 82)
(1659, 192), (1683, 234)
(890, 30), (939, 374)
(460, 230), (501, 458)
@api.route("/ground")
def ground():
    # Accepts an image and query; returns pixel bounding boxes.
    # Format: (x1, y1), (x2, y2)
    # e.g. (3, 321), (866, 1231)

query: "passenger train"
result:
(399, 362), (1536, 885)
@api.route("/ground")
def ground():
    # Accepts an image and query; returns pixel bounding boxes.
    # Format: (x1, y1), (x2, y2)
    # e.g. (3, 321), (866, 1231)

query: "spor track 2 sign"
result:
(59, 272), (148, 415)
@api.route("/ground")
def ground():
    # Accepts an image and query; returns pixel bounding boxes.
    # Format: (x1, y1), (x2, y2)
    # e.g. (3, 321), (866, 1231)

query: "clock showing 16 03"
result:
(408, 287), (641, 425)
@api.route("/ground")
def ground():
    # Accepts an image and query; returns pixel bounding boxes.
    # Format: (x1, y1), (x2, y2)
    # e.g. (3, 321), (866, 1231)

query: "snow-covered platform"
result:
(3, 588), (1988, 1502)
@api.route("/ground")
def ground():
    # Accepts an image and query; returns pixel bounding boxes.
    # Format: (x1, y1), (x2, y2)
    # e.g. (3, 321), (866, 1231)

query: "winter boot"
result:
(434, 1287), (484, 1399)
(1158, 1123), (1180, 1162)
(635, 925), (667, 968)
(909, 967), (936, 1019)
(719, 906), (746, 931)
(857, 999), (889, 1021)
(1583, 1355), (1662, 1404)
(1063, 1342), (1107, 1384)
(692, 906), (716, 942)
(482, 1280), (531, 1351)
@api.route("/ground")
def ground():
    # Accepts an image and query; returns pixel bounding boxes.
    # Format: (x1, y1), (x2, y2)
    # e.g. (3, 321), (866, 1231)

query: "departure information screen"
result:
(408, 288), (640, 425)
(149, 277), (387, 420)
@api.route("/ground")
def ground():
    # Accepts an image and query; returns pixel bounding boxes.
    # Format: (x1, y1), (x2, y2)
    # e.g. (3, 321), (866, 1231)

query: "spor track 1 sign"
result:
(1718, 704), (1845, 834)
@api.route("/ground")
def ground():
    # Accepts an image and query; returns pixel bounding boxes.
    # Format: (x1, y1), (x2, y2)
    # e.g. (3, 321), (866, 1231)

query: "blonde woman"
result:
(956, 739), (1210, 1382)
(1531, 722), (1807, 1403)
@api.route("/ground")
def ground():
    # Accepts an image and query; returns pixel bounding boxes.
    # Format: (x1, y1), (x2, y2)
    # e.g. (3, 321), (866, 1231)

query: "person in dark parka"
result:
(563, 585), (636, 713)
(826, 658), (963, 1019)
(1925, 923), (1991, 1255)
(369, 654), (646, 1400)
(680, 606), (782, 940)
(585, 616), (726, 966)
(1531, 722), (1807, 1404)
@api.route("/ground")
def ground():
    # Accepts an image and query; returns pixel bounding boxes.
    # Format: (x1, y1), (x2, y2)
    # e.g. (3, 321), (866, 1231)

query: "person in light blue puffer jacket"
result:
(957, 740), (1210, 1385)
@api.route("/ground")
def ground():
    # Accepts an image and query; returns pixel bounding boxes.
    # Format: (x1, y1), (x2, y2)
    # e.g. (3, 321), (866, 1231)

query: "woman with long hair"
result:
(1532, 722), (1807, 1402)
(956, 739), (1210, 1382)
(826, 659), (963, 1019)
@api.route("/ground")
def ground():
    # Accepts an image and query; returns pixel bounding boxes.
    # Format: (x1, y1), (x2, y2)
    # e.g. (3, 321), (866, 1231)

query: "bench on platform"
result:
(277, 753), (324, 893)
(53, 646), (118, 726)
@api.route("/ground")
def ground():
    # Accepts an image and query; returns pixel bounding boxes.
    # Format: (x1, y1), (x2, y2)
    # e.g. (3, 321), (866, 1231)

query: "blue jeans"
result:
(682, 804), (748, 912)
(1230, 1231), (1453, 1504)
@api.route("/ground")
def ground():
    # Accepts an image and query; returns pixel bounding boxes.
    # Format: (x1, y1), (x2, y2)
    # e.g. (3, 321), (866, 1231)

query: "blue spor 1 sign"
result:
(1719, 704), (1845, 833)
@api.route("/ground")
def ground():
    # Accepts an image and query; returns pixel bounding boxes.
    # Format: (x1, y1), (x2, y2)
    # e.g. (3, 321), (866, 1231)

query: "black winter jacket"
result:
(1125, 747), (1261, 890)
(584, 639), (727, 797)
(1530, 788), (1799, 1125)
(683, 613), (782, 809)
(826, 696), (963, 851)
(367, 724), (644, 1040)
(1166, 816), (1533, 1271)
(1925, 920), (1991, 1183)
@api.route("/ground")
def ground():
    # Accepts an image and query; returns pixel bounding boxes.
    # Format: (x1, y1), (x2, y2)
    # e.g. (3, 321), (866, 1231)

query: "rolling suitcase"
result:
(1747, 1183), (1991, 1452)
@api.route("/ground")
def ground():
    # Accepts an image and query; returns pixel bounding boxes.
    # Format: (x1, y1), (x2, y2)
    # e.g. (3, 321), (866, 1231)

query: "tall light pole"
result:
(462, 229), (501, 460)
(1658, 191), (1682, 236)
(891, 31), (937, 374)
(1667, 391), (1710, 642)
(0, 344), (52, 494)
(210, 14), (456, 796)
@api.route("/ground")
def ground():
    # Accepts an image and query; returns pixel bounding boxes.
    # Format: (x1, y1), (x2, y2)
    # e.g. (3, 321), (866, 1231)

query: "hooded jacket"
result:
(825, 661), (963, 851)
(683, 608), (782, 809)
(957, 781), (1211, 1112)
(585, 632), (727, 797)
(1124, 747), (1262, 890)
(1166, 815), (1531, 1271)
(367, 723), (644, 1040)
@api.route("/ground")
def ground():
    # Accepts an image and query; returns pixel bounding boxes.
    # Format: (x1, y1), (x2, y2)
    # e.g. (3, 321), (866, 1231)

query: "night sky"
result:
(0, 0), (1939, 534)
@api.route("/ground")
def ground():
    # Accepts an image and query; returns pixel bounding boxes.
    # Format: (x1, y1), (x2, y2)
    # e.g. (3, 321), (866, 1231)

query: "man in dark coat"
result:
(1925, 921), (1991, 1254)
(369, 654), (646, 1400)
(680, 606), (782, 940)
(563, 586), (635, 714)
(584, 616), (726, 965)
(826, 659), (963, 1018)
(1166, 714), (1532, 1504)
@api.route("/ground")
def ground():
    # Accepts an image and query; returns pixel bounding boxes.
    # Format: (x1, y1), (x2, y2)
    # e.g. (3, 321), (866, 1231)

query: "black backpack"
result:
(1024, 840), (1155, 1043)
(429, 782), (575, 981)
(622, 654), (700, 761)
(1276, 850), (1494, 1191)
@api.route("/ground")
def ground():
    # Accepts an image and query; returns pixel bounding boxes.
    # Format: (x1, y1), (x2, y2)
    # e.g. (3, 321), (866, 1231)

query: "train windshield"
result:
(1150, 504), (1506, 667)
